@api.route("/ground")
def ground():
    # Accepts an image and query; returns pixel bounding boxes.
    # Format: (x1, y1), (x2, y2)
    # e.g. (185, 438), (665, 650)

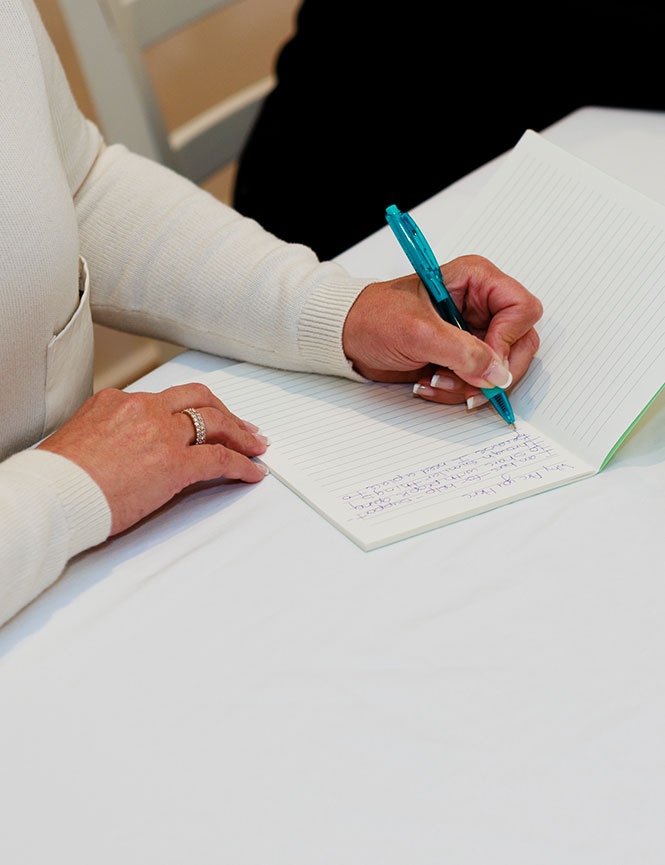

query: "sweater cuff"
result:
(297, 273), (372, 381)
(3, 449), (111, 559)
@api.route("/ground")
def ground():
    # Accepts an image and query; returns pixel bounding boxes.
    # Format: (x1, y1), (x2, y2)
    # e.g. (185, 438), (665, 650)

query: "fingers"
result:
(188, 444), (269, 485)
(415, 317), (514, 391)
(408, 257), (542, 401)
(137, 382), (271, 483)
(503, 327), (541, 386)
(413, 324), (542, 408)
(444, 256), (543, 360)
(342, 257), (542, 395)
(163, 381), (235, 414)
(444, 256), (543, 331)
(412, 370), (467, 405)
(177, 405), (269, 455)
(162, 381), (260, 435)
(139, 381), (265, 456)
(37, 384), (269, 538)
(165, 384), (269, 486)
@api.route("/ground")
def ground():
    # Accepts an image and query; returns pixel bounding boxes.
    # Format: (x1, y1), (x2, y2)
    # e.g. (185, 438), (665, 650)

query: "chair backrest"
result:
(57, 0), (274, 183)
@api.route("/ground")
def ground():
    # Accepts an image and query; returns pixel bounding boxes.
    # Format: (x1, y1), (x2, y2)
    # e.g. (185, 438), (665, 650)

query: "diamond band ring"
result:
(181, 408), (207, 445)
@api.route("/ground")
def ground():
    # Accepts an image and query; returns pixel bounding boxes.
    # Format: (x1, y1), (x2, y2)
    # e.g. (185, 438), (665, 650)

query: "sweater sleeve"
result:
(0, 1), (371, 629)
(0, 449), (111, 628)
(75, 143), (370, 380)
(24, 0), (372, 378)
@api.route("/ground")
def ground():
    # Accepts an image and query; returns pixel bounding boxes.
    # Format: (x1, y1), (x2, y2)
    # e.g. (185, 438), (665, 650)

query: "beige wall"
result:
(35, 0), (300, 389)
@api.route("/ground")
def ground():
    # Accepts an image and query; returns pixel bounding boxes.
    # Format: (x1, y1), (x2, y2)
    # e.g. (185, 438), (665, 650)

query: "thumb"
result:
(426, 319), (513, 390)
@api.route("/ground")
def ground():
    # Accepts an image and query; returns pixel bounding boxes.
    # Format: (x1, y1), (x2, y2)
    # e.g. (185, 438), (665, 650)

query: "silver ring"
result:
(181, 408), (206, 445)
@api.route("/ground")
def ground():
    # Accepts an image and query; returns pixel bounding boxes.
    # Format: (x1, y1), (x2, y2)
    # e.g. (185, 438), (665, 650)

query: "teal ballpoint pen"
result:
(385, 204), (515, 425)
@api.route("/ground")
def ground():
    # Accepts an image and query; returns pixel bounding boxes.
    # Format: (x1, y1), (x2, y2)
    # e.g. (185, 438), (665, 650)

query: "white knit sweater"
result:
(0, 0), (369, 626)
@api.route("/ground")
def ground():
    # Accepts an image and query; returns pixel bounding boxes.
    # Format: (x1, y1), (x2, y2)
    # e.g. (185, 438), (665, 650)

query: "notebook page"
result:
(200, 364), (592, 550)
(438, 130), (665, 469)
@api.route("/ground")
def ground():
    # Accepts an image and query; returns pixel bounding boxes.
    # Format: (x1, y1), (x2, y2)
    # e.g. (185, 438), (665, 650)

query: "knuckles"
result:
(456, 254), (493, 270)
(183, 382), (214, 403)
(525, 295), (544, 323)
(83, 387), (136, 421)
(89, 386), (125, 406)
(206, 443), (240, 478)
(523, 327), (541, 356)
(444, 254), (495, 281)
(86, 388), (170, 436)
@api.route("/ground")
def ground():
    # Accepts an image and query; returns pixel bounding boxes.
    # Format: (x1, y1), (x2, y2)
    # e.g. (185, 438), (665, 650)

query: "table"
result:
(2, 107), (664, 864)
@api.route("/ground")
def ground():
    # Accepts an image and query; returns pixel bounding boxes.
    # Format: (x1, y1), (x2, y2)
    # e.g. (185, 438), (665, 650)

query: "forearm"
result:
(76, 144), (369, 378)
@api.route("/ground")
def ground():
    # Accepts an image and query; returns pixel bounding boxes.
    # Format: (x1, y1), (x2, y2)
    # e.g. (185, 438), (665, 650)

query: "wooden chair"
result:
(56, 0), (279, 390)
(56, 0), (275, 182)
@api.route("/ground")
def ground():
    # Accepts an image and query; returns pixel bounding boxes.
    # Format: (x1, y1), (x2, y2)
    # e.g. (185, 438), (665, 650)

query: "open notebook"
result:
(199, 131), (665, 550)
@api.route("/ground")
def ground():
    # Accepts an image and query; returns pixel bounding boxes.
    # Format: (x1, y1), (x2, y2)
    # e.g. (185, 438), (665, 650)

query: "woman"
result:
(0, 0), (541, 626)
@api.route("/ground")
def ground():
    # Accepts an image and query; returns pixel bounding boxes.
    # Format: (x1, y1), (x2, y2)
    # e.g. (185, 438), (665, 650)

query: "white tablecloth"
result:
(1, 108), (664, 864)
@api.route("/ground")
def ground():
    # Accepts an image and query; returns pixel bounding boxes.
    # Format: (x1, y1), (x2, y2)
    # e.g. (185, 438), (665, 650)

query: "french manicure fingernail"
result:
(430, 373), (458, 391)
(467, 394), (489, 410)
(483, 360), (512, 389)
(413, 383), (437, 398)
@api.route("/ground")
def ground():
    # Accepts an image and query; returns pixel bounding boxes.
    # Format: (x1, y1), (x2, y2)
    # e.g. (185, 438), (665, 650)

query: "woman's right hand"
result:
(37, 383), (269, 535)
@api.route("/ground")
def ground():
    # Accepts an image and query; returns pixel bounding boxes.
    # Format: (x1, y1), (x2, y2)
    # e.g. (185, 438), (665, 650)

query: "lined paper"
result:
(192, 131), (664, 549)
(200, 364), (591, 550)
(440, 131), (665, 467)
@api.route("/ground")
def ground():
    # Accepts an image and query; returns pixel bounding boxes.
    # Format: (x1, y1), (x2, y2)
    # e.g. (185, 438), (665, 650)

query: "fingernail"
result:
(467, 394), (489, 410)
(482, 360), (512, 389)
(254, 433), (271, 446)
(413, 383), (437, 398)
(430, 373), (458, 391)
(243, 420), (260, 432)
(259, 463), (270, 475)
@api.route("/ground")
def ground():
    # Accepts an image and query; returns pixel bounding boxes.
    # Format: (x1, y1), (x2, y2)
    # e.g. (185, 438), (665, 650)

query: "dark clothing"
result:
(234, 2), (663, 260)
